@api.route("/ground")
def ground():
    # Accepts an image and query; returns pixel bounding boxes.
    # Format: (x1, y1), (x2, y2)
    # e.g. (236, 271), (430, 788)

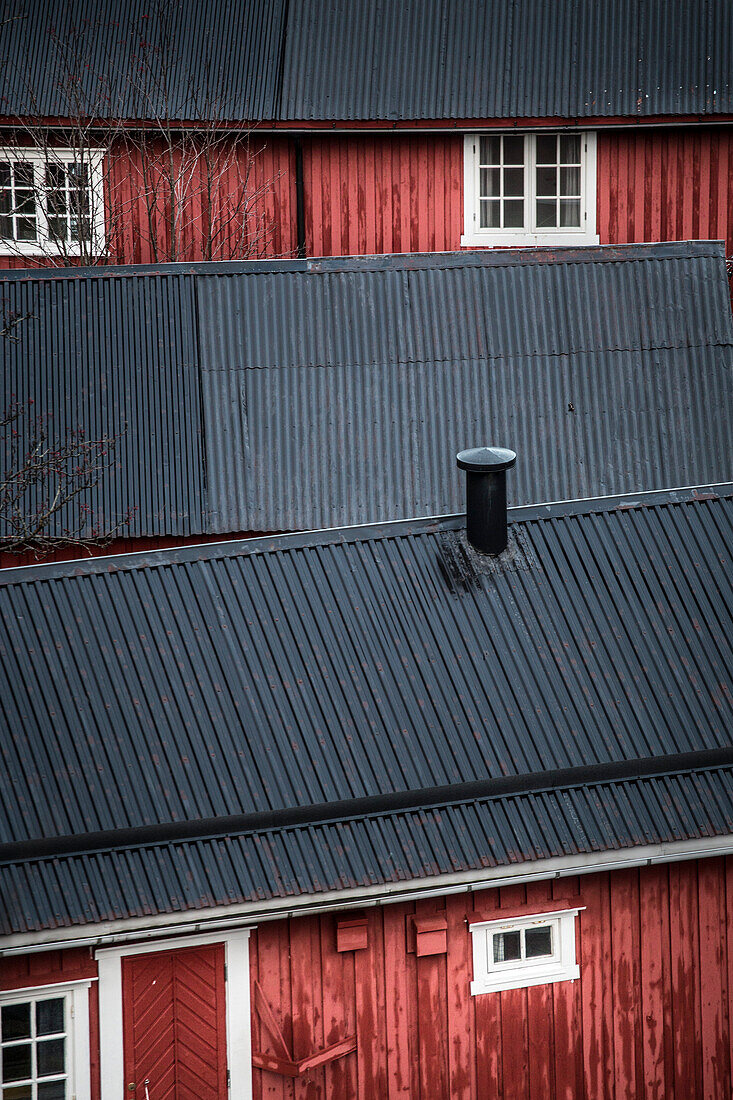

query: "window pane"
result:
(525, 926), (553, 958)
(37, 1039), (64, 1077)
(69, 162), (88, 185)
(536, 166), (557, 196)
(536, 199), (557, 228)
(47, 216), (66, 241)
(36, 1000), (64, 1038)
(15, 190), (35, 214)
(479, 136), (500, 165)
(2, 1043), (31, 1082)
(560, 166), (581, 196)
(3, 1087), (33, 1100)
(0, 216), (12, 238)
(535, 134), (557, 164)
(560, 134), (581, 162)
(46, 189), (66, 216)
(480, 167), (500, 197)
(560, 198), (581, 226)
(479, 199), (500, 228)
(14, 164), (34, 188)
(503, 136), (524, 165)
(38, 1084), (66, 1100)
(73, 217), (92, 243)
(503, 200), (524, 228)
(0, 163), (10, 187)
(16, 217), (37, 241)
(503, 167), (524, 197)
(493, 930), (521, 962)
(45, 164), (65, 188)
(2, 1003), (30, 1041)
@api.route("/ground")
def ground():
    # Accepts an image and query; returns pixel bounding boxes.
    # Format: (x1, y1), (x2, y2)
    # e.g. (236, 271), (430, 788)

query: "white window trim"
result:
(0, 147), (106, 257)
(461, 132), (598, 247)
(97, 929), (251, 1100)
(0, 979), (92, 1100)
(469, 907), (582, 994)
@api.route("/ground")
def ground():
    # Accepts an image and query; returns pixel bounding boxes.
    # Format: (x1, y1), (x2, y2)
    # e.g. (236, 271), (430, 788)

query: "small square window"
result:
(470, 908), (581, 994)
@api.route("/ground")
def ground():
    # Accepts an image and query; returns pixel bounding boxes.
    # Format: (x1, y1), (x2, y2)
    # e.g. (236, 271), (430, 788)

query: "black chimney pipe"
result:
(456, 447), (517, 555)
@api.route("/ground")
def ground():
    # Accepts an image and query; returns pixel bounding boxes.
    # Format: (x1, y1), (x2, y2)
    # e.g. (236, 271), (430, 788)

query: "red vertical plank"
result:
(446, 892), (476, 1100)
(698, 858), (731, 1100)
(354, 908), (389, 1098)
(382, 902), (415, 1098)
(639, 864), (669, 1100)
(579, 873), (613, 1100)
(596, 132), (610, 243)
(669, 860), (703, 1099)
(254, 921), (293, 1100)
(289, 916), (324, 1100)
(500, 987), (529, 1100)
(610, 870), (643, 1098)
(364, 138), (377, 255)
(715, 130), (730, 250)
(471, 887), (502, 1099)
(320, 913), (357, 1098)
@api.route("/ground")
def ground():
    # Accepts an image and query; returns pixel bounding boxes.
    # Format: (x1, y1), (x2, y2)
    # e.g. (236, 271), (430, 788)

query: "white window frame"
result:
(0, 979), (92, 1100)
(461, 132), (598, 247)
(0, 148), (106, 257)
(469, 907), (582, 994)
(97, 929), (251, 1100)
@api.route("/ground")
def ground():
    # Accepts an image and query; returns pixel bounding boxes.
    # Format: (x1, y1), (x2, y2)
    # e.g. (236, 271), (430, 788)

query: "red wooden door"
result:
(122, 942), (228, 1100)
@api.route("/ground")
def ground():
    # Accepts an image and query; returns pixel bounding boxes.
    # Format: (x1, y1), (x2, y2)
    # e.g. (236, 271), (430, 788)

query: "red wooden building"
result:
(1, 480), (732, 1099)
(0, 0), (732, 268)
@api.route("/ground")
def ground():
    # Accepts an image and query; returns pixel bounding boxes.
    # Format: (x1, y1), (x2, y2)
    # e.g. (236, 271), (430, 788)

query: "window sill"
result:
(460, 231), (600, 248)
(470, 962), (580, 995)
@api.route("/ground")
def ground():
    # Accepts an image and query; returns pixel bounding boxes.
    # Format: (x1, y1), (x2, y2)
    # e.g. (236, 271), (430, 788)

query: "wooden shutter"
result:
(122, 942), (227, 1099)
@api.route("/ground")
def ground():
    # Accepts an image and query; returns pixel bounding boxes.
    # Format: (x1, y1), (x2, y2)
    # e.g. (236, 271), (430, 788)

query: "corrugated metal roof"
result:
(1, 0), (732, 122)
(1, 486), (732, 850)
(0, 0), (286, 122)
(280, 0), (733, 120)
(2, 766), (731, 934)
(2, 243), (732, 538)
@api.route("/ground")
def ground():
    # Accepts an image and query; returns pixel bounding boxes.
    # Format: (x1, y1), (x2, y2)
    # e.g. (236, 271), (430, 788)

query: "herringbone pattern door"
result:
(122, 943), (228, 1099)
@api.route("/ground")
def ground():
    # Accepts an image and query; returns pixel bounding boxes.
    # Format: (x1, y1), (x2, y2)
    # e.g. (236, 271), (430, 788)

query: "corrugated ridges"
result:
(1, 1), (732, 122)
(2, 766), (731, 934)
(0, 272), (204, 537)
(279, 0), (733, 121)
(0, 0), (286, 121)
(1, 488), (732, 848)
(3, 244), (732, 536)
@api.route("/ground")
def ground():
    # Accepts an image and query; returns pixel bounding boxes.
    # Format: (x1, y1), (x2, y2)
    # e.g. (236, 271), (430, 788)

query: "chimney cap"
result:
(456, 446), (517, 474)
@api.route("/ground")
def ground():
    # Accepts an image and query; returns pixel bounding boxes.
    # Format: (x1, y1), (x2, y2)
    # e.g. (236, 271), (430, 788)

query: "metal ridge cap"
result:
(1, 483), (731, 586)
(0, 241), (723, 282)
(3, 746), (733, 866)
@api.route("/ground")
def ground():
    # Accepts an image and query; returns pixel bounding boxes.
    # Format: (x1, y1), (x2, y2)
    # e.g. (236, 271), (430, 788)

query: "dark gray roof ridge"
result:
(1, 482), (730, 588)
(0, 240), (723, 283)
(3, 747), (731, 866)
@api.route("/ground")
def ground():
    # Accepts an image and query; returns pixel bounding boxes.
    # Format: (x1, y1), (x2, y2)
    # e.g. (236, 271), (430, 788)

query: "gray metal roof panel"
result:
(3, 0), (731, 122)
(0, 0), (286, 121)
(2, 243), (732, 537)
(279, 0), (733, 121)
(2, 766), (731, 935)
(1, 486), (732, 852)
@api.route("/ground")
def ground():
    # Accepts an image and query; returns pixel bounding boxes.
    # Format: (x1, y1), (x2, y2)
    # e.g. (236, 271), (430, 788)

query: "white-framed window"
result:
(0, 149), (105, 256)
(0, 981), (92, 1099)
(462, 132), (598, 247)
(469, 907), (581, 994)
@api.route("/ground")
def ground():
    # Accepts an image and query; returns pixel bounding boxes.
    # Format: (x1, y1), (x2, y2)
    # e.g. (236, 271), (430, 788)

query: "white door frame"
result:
(96, 929), (251, 1100)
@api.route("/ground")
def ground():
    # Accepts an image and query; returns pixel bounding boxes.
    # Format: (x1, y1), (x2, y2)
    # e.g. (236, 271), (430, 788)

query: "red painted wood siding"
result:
(0, 127), (729, 267)
(122, 943), (228, 1100)
(250, 856), (733, 1099)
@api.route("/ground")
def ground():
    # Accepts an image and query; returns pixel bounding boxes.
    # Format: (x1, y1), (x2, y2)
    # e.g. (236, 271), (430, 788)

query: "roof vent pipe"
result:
(456, 447), (517, 555)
